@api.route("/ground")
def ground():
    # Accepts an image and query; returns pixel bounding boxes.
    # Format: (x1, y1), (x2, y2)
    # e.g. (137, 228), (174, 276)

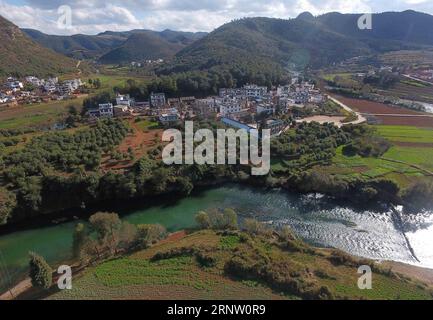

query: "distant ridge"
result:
(23, 28), (207, 62)
(0, 15), (77, 77)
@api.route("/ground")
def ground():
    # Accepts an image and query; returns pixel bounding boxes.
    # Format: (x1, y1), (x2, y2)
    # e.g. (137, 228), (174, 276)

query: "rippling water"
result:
(0, 185), (432, 292)
(214, 187), (433, 268)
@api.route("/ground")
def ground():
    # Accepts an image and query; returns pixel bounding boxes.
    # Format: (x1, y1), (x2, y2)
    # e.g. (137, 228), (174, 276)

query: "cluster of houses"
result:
(406, 69), (433, 83)
(89, 81), (327, 137)
(0, 76), (83, 107)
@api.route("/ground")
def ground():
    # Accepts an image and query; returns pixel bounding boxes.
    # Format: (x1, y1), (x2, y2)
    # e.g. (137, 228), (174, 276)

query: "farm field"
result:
(335, 96), (433, 127)
(0, 74), (150, 130)
(101, 118), (163, 171)
(328, 125), (433, 189)
(47, 230), (432, 300)
(378, 81), (433, 104)
(0, 97), (85, 130)
(373, 125), (433, 146)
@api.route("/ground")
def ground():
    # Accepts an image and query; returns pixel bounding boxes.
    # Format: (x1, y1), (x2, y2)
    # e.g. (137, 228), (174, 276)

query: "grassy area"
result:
(48, 230), (433, 300)
(373, 125), (433, 144)
(134, 118), (160, 131)
(0, 97), (85, 130)
(327, 125), (433, 189)
(400, 79), (431, 88)
(0, 73), (151, 130)
(321, 73), (354, 82)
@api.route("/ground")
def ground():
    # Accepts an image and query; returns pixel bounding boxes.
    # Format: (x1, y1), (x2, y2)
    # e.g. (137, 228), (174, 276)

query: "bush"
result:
(195, 211), (211, 229)
(243, 218), (272, 236)
(29, 252), (52, 289)
(196, 250), (217, 268)
(136, 224), (167, 248)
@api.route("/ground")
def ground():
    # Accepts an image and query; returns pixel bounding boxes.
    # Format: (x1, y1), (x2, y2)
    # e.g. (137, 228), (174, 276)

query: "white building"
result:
(88, 103), (114, 118)
(218, 98), (243, 117)
(243, 84), (267, 98)
(25, 76), (43, 87)
(256, 103), (275, 115)
(116, 94), (133, 107)
(150, 92), (166, 108)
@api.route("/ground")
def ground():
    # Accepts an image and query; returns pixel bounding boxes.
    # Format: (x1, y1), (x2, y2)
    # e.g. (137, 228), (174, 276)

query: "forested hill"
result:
(0, 15), (77, 77)
(23, 28), (207, 61)
(98, 32), (185, 64)
(160, 10), (433, 76)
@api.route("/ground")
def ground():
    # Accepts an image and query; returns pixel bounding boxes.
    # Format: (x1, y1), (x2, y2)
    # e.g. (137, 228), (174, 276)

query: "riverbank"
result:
(1, 185), (432, 296)
(8, 229), (433, 301)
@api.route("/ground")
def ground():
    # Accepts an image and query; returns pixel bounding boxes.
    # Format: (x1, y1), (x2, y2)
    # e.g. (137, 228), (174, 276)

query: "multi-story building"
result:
(256, 103), (275, 115)
(264, 119), (286, 136)
(218, 98), (243, 117)
(88, 103), (114, 118)
(116, 94), (134, 107)
(243, 84), (267, 99)
(25, 76), (43, 87)
(150, 92), (166, 108)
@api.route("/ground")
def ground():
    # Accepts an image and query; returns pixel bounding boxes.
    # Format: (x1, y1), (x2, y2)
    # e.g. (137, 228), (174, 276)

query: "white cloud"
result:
(0, 0), (432, 35)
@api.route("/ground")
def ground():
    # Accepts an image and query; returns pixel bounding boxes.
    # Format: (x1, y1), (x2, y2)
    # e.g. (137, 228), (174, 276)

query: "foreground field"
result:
(48, 230), (432, 300)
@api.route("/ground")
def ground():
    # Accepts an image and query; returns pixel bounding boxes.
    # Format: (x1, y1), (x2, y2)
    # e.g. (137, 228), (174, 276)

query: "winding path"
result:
(328, 96), (367, 125)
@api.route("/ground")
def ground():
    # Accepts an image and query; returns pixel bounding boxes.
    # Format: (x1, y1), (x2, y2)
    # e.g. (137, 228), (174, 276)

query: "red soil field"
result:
(335, 96), (422, 115)
(335, 96), (433, 127)
(374, 116), (433, 127)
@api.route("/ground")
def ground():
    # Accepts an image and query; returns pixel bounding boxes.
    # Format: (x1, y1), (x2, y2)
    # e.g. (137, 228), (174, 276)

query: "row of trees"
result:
(28, 212), (168, 290)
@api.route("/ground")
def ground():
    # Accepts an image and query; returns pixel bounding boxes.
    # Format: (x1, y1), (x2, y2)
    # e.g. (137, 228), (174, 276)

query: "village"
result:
(0, 76), (84, 106)
(85, 78), (337, 136)
(0, 71), (364, 135)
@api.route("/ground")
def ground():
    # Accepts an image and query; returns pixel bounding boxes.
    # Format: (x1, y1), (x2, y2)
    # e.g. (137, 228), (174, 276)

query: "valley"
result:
(0, 8), (433, 302)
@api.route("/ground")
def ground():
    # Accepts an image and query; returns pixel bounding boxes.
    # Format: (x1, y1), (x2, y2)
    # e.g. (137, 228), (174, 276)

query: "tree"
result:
(195, 211), (211, 229)
(29, 252), (52, 289)
(222, 208), (238, 230)
(136, 224), (167, 248)
(88, 212), (122, 253)
(0, 188), (16, 225)
(72, 223), (88, 260)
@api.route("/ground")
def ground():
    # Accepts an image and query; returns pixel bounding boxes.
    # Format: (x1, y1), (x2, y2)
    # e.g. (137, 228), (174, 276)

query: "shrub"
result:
(195, 211), (211, 229)
(136, 224), (167, 248)
(29, 252), (52, 289)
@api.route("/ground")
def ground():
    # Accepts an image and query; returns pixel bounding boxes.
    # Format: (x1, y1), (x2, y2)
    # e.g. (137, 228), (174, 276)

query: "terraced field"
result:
(47, 230), (433, 300)
(328, 125), (433, 189)
(378, 81), (433, 104)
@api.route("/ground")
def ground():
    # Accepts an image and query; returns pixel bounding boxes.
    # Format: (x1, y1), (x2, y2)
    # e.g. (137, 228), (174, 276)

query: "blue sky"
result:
(1, 0), (433, 35)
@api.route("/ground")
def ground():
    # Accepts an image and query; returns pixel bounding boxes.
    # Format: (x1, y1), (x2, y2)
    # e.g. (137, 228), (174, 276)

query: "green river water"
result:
(1, 185), (432, 292)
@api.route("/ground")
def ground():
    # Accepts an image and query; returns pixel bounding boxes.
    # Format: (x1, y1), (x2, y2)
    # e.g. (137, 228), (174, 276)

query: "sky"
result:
(0, 0), (433, 35)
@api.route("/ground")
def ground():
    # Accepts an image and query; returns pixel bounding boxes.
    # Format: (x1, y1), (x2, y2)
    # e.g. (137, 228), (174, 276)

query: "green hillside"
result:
(0, 15), (77, 77)
(98, 32), (185, 64)
(49, 229), (433, 300)
(23, 28), (207, 62)
(160, 11), (433, 78)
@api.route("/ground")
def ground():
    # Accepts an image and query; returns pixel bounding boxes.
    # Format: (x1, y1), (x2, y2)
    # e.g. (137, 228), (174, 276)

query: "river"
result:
(0, 185), (432, 292)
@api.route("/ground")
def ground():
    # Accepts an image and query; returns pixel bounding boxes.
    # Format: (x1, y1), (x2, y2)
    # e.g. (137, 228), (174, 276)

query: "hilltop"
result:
(23, 28), (207, 62)
(0, 15), (77, 77)
(160, 10), (433, 76)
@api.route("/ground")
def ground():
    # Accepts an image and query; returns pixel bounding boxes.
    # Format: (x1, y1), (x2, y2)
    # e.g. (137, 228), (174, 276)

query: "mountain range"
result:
(23, 28), (207, 63)
(2, 10), (433, 79)
(0, 15), (77, 77)
(161, 10), (433, 75)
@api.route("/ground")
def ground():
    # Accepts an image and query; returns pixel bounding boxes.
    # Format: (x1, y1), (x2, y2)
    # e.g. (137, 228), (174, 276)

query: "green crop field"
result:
(327, 125), (433, 189)
(48, 230), (432, 300)
(373, 125), (433, 144)
(0, 97), (85, 130)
